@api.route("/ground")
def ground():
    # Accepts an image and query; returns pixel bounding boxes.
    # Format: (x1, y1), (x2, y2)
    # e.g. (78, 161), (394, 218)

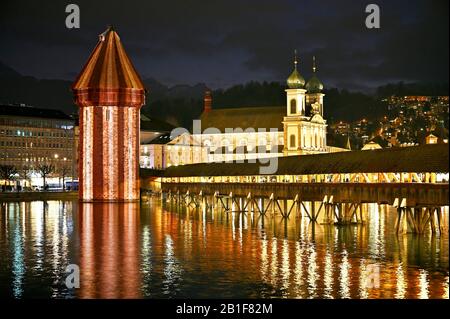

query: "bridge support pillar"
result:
(410, 206), (444, 234)
(326, 201), (363, 225)
(299, 200), (324, 222)
(394, 197), (445, 235)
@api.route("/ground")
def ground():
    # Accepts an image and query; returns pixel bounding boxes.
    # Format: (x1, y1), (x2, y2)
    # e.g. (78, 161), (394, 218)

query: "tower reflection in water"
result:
(78, 202), (140, 298)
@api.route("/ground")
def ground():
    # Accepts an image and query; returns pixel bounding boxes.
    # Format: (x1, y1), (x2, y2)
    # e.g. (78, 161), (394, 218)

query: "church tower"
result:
(283, 53), (328, 155)
(283, 51), (307, 155)
(305, 56), (325, 116)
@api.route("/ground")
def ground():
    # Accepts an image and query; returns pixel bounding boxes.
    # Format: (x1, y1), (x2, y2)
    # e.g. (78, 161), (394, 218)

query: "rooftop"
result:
(162, 144), (449, 177)
(0, 104), (73, 121)
(140, 114), (175, 133)
(146, 133), (174, 145)
(200, 106), (285, 133)
(72, 26), (145, 107)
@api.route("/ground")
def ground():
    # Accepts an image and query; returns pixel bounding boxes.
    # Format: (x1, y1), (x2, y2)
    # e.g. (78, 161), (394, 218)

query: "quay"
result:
(0, 191), (78, 202)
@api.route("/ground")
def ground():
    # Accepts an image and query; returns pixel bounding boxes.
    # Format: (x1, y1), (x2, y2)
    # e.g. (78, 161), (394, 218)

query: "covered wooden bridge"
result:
(142, 144), (449, 234)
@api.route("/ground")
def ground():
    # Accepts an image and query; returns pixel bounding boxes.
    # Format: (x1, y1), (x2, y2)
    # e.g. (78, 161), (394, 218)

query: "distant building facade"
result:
(0, 104), (76, 188)
(425, 133), (438, 144)
(139, 116), (175, 170)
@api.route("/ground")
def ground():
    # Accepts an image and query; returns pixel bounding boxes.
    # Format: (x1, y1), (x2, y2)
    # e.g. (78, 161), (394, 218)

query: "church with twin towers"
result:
(143, 53), (347, 169)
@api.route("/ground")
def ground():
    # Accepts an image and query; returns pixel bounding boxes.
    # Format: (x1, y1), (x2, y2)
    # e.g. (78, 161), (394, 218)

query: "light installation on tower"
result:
(72, 26), (146, 201)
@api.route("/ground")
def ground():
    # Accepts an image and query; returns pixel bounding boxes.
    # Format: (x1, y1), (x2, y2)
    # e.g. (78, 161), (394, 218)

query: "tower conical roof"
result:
(72, 26), (145, 107)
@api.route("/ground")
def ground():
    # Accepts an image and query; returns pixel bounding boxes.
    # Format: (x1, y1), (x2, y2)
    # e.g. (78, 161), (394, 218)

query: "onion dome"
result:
(72, 26), (145, 107)
(305, 56), (324, 93)
(286, 50), (305, 89)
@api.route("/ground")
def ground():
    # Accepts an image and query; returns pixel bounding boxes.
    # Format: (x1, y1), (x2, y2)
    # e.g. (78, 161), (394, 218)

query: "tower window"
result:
(290, 134), (296, 148)
(290, 99), (297, 114)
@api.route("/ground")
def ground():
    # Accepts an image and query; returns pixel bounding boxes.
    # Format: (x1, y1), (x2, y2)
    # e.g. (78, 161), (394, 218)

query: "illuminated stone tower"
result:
(283, 51), (306, 155)
(72, 26), (145, 201)
(283, 52), (327, 155)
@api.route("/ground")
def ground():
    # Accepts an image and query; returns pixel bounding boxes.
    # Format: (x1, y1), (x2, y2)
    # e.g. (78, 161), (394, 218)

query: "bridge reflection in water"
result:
(0, 199), (448, 298)
(156, 197), (448, 298)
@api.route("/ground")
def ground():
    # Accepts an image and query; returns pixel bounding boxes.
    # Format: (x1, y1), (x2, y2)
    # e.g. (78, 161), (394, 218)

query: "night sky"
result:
(0, 0), (448, 91)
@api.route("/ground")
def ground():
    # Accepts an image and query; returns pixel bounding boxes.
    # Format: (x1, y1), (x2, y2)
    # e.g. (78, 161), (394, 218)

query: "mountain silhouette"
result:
(1, 62), (447, 128)
(0, 62), (207, 116)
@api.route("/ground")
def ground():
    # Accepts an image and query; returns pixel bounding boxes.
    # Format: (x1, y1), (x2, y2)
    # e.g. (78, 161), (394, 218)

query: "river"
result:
(0, 198), (448, 298)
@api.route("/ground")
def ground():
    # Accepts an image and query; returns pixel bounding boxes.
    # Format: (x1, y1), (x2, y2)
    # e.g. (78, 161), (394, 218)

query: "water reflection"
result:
(78, 202), (140, 298)
(0, 199), (448, 299)
(395, 263), (407, 299)
(418, 269), (429, 299)
(339, 249), (350, 298)
(323, 249), (333, 299)
(0, 201), (75, 298)
(10, 203), (25, 298)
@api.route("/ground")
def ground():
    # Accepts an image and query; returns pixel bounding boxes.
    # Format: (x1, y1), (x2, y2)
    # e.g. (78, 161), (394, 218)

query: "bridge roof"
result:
(162, 144), (449, 177)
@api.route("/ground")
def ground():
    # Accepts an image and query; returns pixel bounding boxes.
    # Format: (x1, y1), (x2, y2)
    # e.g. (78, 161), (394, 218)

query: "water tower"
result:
(72, 26), (145, 201)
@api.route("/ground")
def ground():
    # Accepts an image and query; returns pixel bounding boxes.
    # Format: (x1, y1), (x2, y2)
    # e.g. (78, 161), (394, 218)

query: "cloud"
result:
(0, 0), (447, 90)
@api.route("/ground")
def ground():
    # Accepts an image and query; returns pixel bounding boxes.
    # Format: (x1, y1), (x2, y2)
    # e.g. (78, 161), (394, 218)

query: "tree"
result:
(59, 165), (71, 191)
(36, 164), (55, 191)
(17, 165), (32, 191)
(0, 165), (18, 192)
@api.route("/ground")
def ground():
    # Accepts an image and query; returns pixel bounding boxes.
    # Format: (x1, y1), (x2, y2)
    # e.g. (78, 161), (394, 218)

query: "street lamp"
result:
(54, 154), (59, 159)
